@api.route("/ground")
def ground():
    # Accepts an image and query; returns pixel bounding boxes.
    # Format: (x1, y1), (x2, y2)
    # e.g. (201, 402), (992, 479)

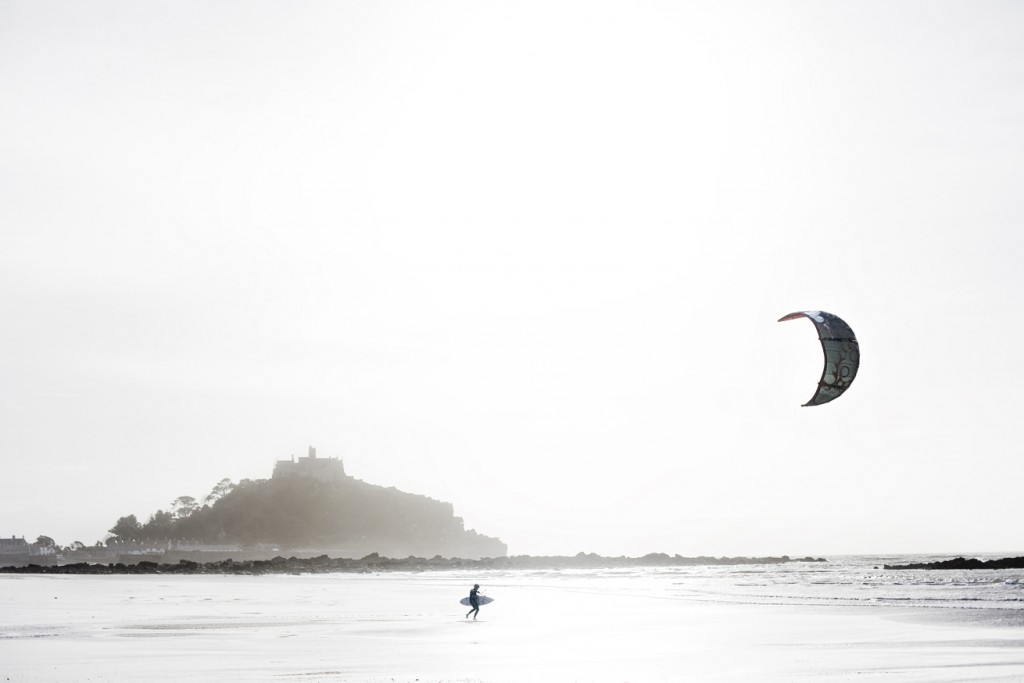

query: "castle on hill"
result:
(272, 446), (347, 483)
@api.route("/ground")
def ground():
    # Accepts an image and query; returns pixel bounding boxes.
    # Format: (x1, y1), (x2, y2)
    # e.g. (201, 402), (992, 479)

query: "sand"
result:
(2, 570), (1023, 682)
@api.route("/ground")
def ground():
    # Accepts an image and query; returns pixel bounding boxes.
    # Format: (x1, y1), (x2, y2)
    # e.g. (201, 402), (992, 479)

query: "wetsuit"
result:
(466, 587), (480, 619)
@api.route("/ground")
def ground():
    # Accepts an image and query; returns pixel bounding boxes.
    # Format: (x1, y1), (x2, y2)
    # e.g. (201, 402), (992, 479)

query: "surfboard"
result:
(459, 595), (494, 606)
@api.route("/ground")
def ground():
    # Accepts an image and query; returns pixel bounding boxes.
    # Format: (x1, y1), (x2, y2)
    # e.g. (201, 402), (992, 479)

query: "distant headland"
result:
(1, 447), (506, 567)
(0, 446), (833, 572)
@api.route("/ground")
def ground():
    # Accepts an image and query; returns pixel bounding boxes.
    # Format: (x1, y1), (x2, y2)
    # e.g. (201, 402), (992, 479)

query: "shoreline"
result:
(0, 551), (825, 575)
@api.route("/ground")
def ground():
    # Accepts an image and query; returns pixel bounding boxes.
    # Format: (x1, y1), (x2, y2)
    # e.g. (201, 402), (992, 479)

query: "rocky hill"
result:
(107, 454), (506, 560)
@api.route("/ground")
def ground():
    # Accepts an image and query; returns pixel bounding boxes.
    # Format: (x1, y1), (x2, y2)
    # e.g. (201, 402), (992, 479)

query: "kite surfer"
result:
(465, 584), (481, 620)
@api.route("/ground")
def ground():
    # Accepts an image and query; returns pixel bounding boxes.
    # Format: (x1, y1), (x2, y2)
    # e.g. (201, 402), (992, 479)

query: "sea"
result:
(3, 552), (1024, 681)
(484, 553), (1024, 626)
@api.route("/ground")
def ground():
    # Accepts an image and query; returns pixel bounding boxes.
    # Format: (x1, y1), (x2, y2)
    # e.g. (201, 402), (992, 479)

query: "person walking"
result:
(465, 584), (481, 620)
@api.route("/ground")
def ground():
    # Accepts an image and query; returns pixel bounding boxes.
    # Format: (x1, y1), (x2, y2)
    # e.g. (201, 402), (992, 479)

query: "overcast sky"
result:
(2, 0), (1023, 557)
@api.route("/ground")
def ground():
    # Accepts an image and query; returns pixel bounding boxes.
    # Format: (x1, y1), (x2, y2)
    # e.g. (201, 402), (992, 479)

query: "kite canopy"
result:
(778, 310), (859, 407)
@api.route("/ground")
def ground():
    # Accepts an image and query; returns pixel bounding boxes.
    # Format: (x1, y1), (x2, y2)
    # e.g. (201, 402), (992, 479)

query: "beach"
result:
(3, 561), (1024, 682)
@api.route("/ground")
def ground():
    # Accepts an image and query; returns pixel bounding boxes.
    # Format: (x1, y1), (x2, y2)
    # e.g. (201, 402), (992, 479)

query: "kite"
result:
(778, 310), (859, 407)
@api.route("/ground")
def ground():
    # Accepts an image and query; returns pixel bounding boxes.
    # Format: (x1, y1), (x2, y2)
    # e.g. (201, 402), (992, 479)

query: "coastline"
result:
(0, 551), (824, 575)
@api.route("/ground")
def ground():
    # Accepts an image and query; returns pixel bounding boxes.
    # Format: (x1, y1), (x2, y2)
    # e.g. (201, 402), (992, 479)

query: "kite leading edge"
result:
(778, 310), (859, 407)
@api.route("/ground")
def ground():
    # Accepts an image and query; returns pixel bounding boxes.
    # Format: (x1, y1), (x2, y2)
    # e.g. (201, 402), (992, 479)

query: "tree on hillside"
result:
(35, 535), (55, 548)
(140, 510), (175, 539)
(204, 478), (235, 505)
(171, 495), (199, 519)
(109, 514), (141, 541)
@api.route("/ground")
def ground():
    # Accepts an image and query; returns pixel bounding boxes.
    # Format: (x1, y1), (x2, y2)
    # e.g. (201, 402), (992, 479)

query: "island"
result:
(0, 448), (505, 567)
(2, 447), (828, 573)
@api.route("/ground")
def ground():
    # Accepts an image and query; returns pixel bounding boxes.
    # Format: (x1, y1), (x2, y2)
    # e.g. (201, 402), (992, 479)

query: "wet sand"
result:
(2, 571), (1023, 682)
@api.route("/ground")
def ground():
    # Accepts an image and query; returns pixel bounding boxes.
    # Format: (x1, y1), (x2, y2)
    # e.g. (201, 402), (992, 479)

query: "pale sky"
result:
(2, 0), (1023, 557)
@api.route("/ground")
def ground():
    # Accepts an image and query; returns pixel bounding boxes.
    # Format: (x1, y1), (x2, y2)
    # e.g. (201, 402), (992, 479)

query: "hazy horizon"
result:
(8, 447), (1024, 558)
(3, 1), (1023, 558)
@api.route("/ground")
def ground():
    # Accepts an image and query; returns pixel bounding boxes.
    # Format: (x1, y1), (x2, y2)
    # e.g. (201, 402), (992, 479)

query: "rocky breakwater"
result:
(1, 552), (826, 575)
(885, 556), (1024, 570)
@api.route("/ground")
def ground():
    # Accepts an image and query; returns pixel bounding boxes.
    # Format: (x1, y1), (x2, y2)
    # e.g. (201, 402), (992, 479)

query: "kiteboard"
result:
(459, 595), (494, 606)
